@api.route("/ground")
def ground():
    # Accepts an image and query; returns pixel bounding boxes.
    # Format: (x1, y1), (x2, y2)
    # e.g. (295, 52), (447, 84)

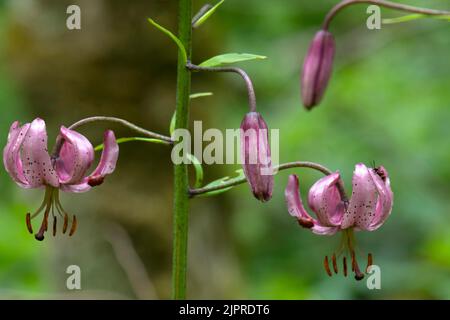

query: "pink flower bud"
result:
(301, 30), (335, 109)
(240, 112), (273, 202)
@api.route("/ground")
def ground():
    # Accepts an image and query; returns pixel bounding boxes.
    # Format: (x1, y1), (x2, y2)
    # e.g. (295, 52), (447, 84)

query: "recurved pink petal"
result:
(85, 130), (119, 187)
(59, 130), (119, 193)
(308, 172), (344, 227)
(367, 166), (393, 231)
(285, 174), (315, 228)
(341, 163), (378, 230)
(56, 126), (94, 185)
(3, 121), (30, 187)
(21, 118), (59, 188)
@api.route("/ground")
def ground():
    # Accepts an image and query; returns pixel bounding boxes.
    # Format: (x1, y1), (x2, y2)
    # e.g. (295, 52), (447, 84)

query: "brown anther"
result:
(87, 175), (104, 187)
(63, 213), (69, 234)
(53, 216), (57, 237)
(366, 253), (373, 273)
(297, 218), (314, 229)
(26, 213), (33, 234)
(69, 215), (77, 236)
(332, 253), (338, 274)
(343, 257), (348, 277)
(323, 256), (332, 277)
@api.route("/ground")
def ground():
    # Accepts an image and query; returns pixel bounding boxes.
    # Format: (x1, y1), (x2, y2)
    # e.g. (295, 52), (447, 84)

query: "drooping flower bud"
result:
(240, 112), (273, 202)
(301, 30), (335, 110)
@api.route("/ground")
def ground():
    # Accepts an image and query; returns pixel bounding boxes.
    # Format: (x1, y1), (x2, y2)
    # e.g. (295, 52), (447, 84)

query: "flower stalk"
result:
(189, 161), (349, 201)
(322, 0), (450, 30)
(186, 62), (257, 113)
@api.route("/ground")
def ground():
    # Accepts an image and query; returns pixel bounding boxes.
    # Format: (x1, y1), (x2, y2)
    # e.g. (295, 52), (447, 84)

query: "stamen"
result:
(332, 253), (338, 274)
(63, 213), (69, 234)
(53, 216), (57, 237)
(69, 215), (77, 236)
(26, 213), (33, 234)
(323, 256), (332, 277)
(35, 209), (50, 241)
(351, 251), (364, 281)
(366, 253), (373, 273)
(343, 257), (347, 277)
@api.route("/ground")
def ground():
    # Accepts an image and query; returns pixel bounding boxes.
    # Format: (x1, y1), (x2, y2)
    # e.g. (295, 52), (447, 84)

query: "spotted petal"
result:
(3, 121), (31, 187)
(366, 166), (393, 231)
(56, 126), (94, 185)
(341, 163), (378, 230)
(21, 118), (59, 188)
(61, 130), (119, 193)
(308, 172), (344, 227)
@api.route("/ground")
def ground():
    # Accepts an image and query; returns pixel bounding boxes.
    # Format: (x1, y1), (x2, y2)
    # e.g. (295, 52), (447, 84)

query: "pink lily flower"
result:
(3, 118), (119, 241)
(285, 163), (393, 280)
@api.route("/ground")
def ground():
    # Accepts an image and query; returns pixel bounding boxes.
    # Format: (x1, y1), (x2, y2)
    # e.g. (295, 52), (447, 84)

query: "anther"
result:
(69, 215), (77, 236)
(297, 218), (314, 229)
(343, 257), (347, 277)
(26, 213), (33, 234)
(366, 253), (373, 273)
(332, 253), (338, 274)
(53, 216), (57, 237)
(87, 175), (104, 187)
(324, 256), (332, 277)
(63, 213), (68, 234)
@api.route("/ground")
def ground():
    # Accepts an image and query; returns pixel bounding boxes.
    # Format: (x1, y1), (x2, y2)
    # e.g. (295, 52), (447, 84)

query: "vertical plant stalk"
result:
(172, 0), (192, 300)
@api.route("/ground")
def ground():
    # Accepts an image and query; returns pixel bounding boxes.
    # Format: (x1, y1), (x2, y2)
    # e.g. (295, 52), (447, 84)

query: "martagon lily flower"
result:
(3, 118), (119, 241)
(285, 163), (393, 280)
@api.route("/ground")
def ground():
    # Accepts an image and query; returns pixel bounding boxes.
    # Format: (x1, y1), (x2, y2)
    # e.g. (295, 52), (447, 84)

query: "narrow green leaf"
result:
(198, 187), (233, 197)
(199, 53), (267, 68)
(383, 13), (450, 25)
(198, 169), (245, 197)
(190, 92), (213, 99)
(95, 137), (169, 151)
(170, 111), (177, 136)
(187, 153), (204, 188)
(193, 0), (225, 28)
(147, 18), (188, 64)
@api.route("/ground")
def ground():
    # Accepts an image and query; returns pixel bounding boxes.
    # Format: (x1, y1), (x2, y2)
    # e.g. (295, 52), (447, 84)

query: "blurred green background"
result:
(0, 0), (449, 299)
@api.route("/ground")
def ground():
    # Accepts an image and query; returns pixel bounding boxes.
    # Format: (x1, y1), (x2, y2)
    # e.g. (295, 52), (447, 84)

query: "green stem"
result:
(172, 0), (192, 300)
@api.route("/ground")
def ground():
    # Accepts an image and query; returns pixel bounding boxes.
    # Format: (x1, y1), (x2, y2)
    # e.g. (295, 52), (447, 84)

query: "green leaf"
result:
(95, 137), (169, 151)
(169, 111), (177, 136)
(186, 153), (204, 188)
(192, 0), (225, 28)
(198, 169), (245, 197)
(199, 53), (267, 68)
(382, 13), (450, 25)
(190, 92), (213, 99)
(147, 18), (187, 64)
